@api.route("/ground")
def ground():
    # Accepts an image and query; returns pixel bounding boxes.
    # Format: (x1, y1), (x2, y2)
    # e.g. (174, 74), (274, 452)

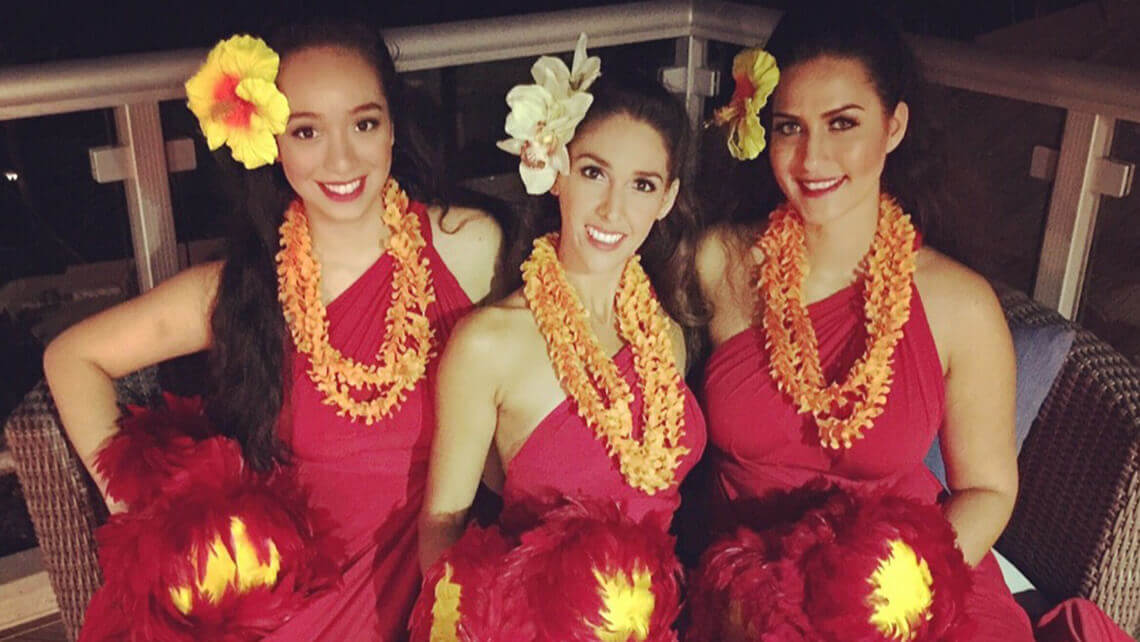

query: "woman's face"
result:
(276, 46), (394, 224)
(552, 112), (679, 276)
(767, 55), (908, 227)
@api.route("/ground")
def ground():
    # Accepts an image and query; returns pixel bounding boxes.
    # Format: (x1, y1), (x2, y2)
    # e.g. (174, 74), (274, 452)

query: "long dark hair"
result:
(525, 73), (707, 364)
(708, 0), (951, 244)
(206, 20), (444, 471)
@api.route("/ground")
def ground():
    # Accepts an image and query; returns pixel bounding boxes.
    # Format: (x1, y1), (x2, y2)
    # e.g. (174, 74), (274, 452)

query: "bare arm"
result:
(418, 312), (503, 572)
(928, 266), (1019, 566)
(42, 262), (220, 509)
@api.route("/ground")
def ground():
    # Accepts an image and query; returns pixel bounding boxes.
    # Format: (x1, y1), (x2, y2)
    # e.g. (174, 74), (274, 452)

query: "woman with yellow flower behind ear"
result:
(44, 20), (502, 641)
(689, 1), (1131, 640)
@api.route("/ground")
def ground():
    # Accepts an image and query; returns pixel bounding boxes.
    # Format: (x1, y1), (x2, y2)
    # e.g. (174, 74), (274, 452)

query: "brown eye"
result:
(581, 165), (603, 180)
(356, 118), (381, 133)
(633, 178), (657, 193)
(291, 126), (317, 140)
(830, 116), (857, 131)
(772, 121), (800, 137)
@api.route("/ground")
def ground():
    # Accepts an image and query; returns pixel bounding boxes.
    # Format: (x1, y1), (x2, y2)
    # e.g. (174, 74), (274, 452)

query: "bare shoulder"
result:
(442, 290), (530, 369)
(698, 224), (756, 297)
(431, 205), (503, 252)
(697, 222), (760, 343)
(914, 248), (1010, 364)
(429, 204), (503, 304)
(696, 224), (737, 290)
(914, 248), (1001, 318)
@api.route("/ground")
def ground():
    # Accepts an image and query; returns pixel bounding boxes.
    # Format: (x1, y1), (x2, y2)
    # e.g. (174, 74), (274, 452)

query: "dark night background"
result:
(2, 0), (1138, 560)
(0, 0), (1100, 65)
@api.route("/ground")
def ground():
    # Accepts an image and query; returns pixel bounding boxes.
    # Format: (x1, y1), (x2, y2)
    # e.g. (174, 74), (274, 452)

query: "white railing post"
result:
(1033, 111), (1117, 319)
(112, 102), (179, 292)
(661, 35), (718, 127)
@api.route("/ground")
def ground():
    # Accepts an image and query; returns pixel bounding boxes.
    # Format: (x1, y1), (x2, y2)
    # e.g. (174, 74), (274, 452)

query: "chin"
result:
(557, 236), (621, 274)
(325, 195), (383, 223)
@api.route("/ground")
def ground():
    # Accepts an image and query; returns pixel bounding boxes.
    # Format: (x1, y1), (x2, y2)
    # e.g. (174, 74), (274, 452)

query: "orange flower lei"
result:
(521, 234), (689, 494)
(276, 178), (435, 425)
(757, 194), (917, 449)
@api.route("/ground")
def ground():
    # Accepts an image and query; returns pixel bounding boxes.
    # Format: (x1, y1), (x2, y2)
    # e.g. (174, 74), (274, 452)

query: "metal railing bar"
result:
(4, 1), (1140, 124)
(912, 37), (1140, 124)
(0, 49), (200, 120)
(387, 0), (693, 72)
(689, 2), (1140, 123)
(688, 1), (781, 48)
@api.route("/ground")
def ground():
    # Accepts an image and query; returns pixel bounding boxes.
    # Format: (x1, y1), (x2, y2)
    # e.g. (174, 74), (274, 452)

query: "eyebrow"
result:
(575, 152), (664, 181)
(287, 102), (386, 122)
(772, 103), (865, 120)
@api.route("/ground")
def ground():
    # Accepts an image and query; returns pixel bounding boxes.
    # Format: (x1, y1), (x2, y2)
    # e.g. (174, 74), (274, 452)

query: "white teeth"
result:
(323, 179), (361, 194)
(802, 177), (842, 191)
(586, 225), (623, 245)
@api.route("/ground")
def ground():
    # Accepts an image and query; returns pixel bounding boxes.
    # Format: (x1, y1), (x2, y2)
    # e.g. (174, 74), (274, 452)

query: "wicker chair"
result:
(994, 286), (1140, 635)
(4, 290), (1140, 640)
(4, 368), (157, 641)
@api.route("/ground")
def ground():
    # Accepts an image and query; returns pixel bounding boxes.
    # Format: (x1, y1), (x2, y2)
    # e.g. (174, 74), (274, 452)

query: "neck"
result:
(559, 260), (625, 328)
(306, 206), (389, 266)
(802, 194), (880, 285)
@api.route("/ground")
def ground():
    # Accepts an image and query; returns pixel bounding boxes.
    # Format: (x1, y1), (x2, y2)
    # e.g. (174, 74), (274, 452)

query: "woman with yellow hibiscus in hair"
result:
(689, 1), (1131, 640)
(44, 21), (501, 640)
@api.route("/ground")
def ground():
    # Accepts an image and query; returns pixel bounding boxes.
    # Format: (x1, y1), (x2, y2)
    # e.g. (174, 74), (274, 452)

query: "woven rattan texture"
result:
(3, 369), (156, 642)
(996, 285), (1140, 636)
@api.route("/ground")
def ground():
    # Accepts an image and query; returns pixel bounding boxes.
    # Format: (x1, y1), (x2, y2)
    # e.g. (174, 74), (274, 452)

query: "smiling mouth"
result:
(319, 177), (365, 201)
(586, 224), (626, 248)
(799, 176), (845, 196)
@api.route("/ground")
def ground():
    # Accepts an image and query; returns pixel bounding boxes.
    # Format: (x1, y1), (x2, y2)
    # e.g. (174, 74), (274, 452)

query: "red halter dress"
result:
(701, 283), (1035, 640)
(266, 203), (473, 641)
(501, 344), (707, 533)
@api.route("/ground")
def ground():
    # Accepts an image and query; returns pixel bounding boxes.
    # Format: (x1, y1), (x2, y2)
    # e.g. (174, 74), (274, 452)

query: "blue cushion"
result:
(925, 322), (1075, 487)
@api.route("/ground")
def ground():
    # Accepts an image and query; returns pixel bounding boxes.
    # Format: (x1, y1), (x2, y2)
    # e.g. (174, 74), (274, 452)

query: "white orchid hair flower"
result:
(497, 33), (601, 195)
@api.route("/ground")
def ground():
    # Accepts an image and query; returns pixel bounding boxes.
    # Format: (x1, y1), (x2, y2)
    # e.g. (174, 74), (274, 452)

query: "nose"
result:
(326, 128), (358, 174)
(596, 183), (619, 221)
(799, 129), (829, 173)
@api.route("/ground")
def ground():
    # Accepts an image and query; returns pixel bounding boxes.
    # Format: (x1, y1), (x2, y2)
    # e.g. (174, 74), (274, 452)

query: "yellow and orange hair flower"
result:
(185, 35), (290, 169)
(713, 48), (779, 161)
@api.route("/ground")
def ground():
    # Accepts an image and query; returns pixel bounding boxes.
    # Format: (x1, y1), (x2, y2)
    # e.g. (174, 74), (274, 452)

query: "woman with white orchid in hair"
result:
(412, 35), (707, 640)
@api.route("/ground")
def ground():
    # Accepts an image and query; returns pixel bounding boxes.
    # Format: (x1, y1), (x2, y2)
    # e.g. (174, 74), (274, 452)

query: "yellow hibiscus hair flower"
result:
(713, 48), (780, 161)
(185, 35), (290, 170)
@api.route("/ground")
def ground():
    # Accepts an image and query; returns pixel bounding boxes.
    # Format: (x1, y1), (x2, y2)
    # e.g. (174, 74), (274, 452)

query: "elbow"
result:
(42, 330), (106, 393)
(41, 333), (73, 387)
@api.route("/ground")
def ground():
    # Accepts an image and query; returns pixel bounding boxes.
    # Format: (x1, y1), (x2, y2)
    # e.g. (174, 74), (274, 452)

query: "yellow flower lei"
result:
(276, 178), (436, 425)
(756, 194), (917, 449)
(521, 234), (689, 494)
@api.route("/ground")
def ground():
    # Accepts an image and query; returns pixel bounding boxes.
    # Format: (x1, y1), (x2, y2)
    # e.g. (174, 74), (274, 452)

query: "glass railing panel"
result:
(158, 98), (228, 266)
(1076, 119), (1140, 364)
(0, 108), (130, 555)
(923, 85), (1065, 293)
